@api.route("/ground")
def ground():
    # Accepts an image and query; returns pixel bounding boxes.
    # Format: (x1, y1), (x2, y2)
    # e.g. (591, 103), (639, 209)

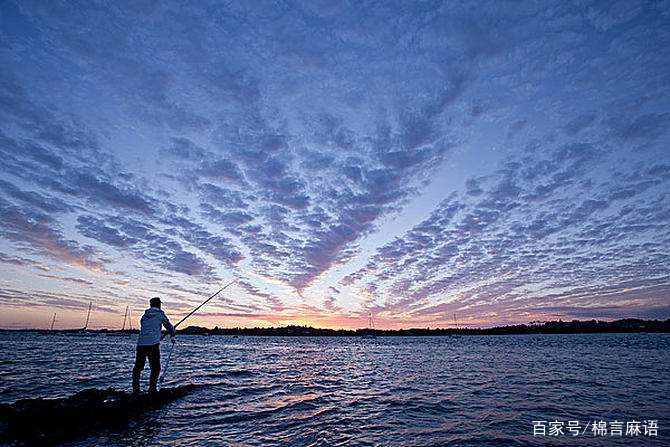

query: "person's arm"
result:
(162, 312), (176, 337)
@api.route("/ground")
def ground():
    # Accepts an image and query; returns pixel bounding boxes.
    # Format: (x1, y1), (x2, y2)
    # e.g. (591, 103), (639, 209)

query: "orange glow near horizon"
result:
(0, 301), (634, 331)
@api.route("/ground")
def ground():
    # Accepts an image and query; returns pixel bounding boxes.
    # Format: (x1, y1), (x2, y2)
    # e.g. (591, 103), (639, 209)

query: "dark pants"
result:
(132, 344), (160, 393)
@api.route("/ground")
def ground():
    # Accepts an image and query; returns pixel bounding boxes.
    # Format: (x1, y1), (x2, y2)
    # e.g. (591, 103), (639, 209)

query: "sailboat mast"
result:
(84, 301), (92, 330)
(50, 313), (56, 331)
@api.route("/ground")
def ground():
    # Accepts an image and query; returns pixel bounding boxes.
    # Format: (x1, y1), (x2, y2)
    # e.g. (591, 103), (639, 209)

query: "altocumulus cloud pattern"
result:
(0, 0), (668, 328)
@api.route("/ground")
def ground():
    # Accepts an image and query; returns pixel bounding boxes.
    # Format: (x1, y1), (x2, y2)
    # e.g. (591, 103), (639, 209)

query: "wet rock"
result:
(0, 385), (198, 445)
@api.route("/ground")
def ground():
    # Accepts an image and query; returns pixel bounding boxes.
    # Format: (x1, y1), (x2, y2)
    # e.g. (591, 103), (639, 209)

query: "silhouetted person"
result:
(132, 297), (175, 394)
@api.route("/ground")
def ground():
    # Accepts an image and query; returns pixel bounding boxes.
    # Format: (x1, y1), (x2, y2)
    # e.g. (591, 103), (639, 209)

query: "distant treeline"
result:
(4, 318), (669, 336)
(177, 318), (670, 336)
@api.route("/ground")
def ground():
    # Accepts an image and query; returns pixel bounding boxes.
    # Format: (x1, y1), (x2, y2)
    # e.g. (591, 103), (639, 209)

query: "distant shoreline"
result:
(2, 318), (669, 336)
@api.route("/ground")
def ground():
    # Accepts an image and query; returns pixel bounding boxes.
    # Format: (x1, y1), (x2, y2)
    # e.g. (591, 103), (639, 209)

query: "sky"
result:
(0, 0), (669, 330)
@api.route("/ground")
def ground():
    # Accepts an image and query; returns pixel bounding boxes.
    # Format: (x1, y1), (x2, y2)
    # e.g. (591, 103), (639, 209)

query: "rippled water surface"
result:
(1, 333), (668, 446)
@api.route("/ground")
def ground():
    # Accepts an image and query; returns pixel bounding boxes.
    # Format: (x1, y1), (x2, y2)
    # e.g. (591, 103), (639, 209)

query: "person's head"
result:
(149, 297), (162, 309)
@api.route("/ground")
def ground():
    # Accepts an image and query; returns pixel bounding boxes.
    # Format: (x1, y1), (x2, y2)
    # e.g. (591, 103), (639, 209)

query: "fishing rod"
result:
(161, 280), (236, 340)
(159, 280), (236, 386)
(84, 301), (92, 330)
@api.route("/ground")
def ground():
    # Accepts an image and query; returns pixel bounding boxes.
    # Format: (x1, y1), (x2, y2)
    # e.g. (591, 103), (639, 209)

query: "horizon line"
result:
(3, 317), (669, 333)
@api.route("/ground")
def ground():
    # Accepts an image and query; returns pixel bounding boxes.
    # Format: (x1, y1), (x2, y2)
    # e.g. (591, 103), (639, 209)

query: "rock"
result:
(0, 385), (198, 445)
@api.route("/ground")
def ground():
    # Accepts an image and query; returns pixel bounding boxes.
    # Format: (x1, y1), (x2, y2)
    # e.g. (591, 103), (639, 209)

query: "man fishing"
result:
(132, 297), (176, 394)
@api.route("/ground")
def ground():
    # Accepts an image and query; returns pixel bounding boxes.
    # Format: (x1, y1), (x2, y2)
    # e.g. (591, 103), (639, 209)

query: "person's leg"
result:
(132, 346), (147, 393)
(148, 344), (161, 394)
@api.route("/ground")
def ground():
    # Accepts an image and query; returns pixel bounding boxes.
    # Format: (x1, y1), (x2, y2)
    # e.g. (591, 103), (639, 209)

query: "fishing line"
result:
(159, 340), (175, 385)
(158, 280), (236, 386)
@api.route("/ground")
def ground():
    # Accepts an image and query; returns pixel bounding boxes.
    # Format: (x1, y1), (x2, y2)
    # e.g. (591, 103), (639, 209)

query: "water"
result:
(1, 333), (668, 446)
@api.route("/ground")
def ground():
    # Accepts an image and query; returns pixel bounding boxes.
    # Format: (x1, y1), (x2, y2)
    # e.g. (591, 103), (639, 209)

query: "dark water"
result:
(1, 333), (668, 446)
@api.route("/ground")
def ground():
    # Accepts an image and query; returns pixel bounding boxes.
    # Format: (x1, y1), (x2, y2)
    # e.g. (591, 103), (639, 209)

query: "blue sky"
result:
(0, 0), (669, 329)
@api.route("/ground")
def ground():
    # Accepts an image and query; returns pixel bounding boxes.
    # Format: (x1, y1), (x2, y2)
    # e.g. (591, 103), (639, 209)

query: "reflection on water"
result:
(1, 333), (669, 446)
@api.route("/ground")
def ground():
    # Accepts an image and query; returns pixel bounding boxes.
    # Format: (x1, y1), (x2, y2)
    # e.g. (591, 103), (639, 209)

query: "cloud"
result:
(0, 252), (48, 271)
(71, 174), (155, 215)
(76, 215), (138, 248)
(76, 214), (220, 277)
(0, 201), (104, 272)
(38, 273), (94, 286)
(161, 137), (206, 161)
(344, 136), (670, 321)
(196, 158), (246, 186)
(0, 179), (73, 214)
(1, 0), (669, 326)
(200, 204), (254, 227)
(235, 278), (285, 312)
(563, 113), (596, 136)
(610, 113), (670, 142)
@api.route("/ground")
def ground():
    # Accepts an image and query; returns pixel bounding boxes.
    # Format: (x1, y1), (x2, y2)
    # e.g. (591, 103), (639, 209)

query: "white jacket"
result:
(137, 307), (175, 346)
